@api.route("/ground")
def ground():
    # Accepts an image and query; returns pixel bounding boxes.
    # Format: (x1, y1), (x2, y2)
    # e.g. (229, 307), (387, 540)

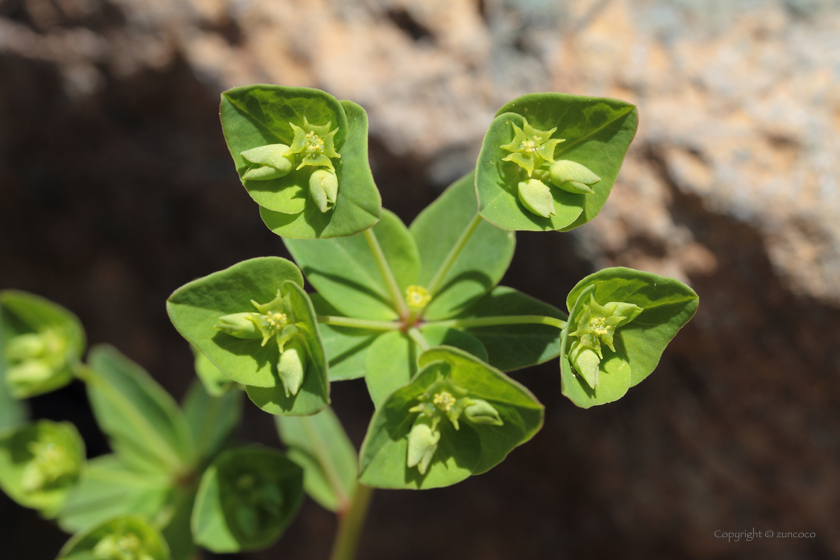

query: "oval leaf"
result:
(359, 347), (543, 489)
(191, 446), (304, 553)
(58, 515), (170, 560)
(1, 290), (85, 399)
(561, 268), (698, 408)
(476, 94), (638, 231)
(259, 100), (382, 238)
(276, 407), (357, 513)
(0, 420), (84, 516)
(409, 172), (516, 320)
(284, 209), (419, 320)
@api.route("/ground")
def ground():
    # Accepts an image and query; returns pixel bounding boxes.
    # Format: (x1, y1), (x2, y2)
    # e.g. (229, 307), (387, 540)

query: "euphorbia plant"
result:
(0, 85), (697, 559)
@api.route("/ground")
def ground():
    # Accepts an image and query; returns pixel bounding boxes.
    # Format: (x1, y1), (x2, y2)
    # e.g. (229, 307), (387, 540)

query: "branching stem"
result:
(329, 483), (374, 560)
(363, 228), (410, 319)
(426, 213), (484, 297)
(406, 327), (431, 351)
(427, 314), (567, 330)
(317, 316), (400, 331)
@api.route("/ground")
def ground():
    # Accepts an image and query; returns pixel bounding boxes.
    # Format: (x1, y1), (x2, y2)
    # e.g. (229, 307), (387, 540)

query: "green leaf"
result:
(0, 290), (85, 399)
(453, 286), (566, 371)
(192, 346), (237, 397)
(58, 455), (171, 533)
(561, 268), (698, 408)
(409, 172), (516, 320)
(0, 420), (84, 516)
(476, 94), (638, 231)
(259, 100), (382, 238)
(276, 407), (357, 513)
(84, 345), (193, 474)
(182, 380), (242, 466)
(0, 360), (27, 431)
(310, 294), (380, 382)
(359, 347), (543, 489)
(58, 515), (170, 560)
(243, 282), (330, 416)
(166, 257), (305, 387)
(364, 327), (487, 408)
(191, 446), (304, 553)
(160, 486), (198, 560)
(221, 85), (347, 213)
(285, 209), (419, 320)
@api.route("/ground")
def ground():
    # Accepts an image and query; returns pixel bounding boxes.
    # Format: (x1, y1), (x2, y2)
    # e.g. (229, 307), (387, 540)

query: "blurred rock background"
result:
(1, 0), (839, 558)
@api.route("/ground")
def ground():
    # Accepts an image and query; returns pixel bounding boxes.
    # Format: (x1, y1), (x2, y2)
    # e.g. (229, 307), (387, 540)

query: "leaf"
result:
(0, 290), (85, 399)
(561, 268), (698, 408)
(192, 346), (236, 396)
(221, 85), (347, 213)
(284, 209), (419, 320)
(84, 345), (193, 474)
(259, 100), (382, 238)
(0, 360), (27, 431)
(409, 172), (516, 320)
(359, 347), (543, 489)
(244, 282), (330, 416)
(58, 455), (171, 533)
(58, 515), (170, 560)
(476, 94), (638, 231)
(166, 257), (304, 388)
(453, 286), (566, 371)
(310, 294), (380, 382)
(363, 327), (487, 408)
(182, 380), (242, 466)
(191, 446), (304, 553)
(276, 407), (357, 513)
(0, 420), (85, 516)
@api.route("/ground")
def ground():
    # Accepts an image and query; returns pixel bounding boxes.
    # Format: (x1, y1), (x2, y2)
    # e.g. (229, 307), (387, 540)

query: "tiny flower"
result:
(500, 118), (565, 176)
(406, 415), (440, 475)
(568, 294), (643, 388)
(287, 117), (341, 171)
(405, 285), (431, 309)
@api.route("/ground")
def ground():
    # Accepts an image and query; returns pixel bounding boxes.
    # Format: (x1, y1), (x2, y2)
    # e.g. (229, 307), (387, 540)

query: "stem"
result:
(428, 315), (567, 330)
(317, 315), (400, 331)
(426, 213), (484, 296)
(406, 327), (431, 351)
(330, 483), (374, 560)
(363, 228), (410, 318)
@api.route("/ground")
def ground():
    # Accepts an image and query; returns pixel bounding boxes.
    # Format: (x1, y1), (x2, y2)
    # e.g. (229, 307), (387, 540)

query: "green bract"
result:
(58, 515), (170, 560)
(191, 446), (304, 553)
(0, 290), (85, 399)
(359, 347), (543, 489)
(0, 420), (84, 516)
(476, 93), (638, 231)
(560, 268), (699, 408)
(166, 257), (329, 416)
(221, 85), (381, 238)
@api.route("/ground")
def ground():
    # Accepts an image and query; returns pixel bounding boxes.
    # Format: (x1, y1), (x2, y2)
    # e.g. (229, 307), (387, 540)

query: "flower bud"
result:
(5, 333), (47, 361)
(518, 179), (556, 218)
(549, 160), (600, 194)
(277, 340), (306, 397)
(241, 144), (294, 181)
(406, 415), (440, 475)
(570, 345), (601, 389)
(463, 399), (503, 426)
(214, 312), (261, 339)
(309, 169), (339, 213)
(6, 361), (55, 396)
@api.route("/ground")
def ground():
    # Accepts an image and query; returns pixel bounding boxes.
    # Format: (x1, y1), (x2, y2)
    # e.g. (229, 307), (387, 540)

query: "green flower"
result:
(568, 294), (642, 388)
(500, 118), (565, 176)
(287, 117), (341, 171)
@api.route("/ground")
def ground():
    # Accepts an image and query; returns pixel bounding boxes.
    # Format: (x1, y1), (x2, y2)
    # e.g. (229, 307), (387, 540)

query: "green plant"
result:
(0, 86), (698, 559)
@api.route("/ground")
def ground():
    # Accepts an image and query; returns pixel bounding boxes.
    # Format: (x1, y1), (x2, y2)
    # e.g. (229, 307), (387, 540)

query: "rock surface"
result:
(1, 0), (839, 559)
